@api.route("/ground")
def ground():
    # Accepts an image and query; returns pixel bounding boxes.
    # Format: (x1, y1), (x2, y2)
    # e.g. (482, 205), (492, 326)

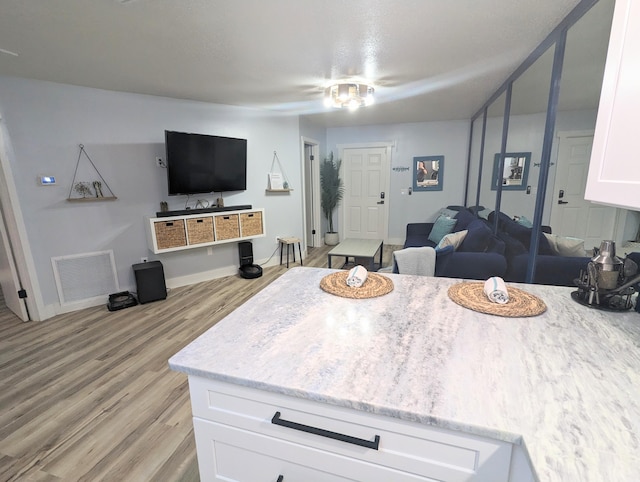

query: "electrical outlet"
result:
(156, 157), (164, 168)
(141, 257), (148, 263)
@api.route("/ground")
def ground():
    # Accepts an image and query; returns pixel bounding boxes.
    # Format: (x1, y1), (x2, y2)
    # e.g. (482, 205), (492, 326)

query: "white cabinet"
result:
(188, 377), (513, 482)
(585, 0), (640, 210)
(145, 208), (264, 254)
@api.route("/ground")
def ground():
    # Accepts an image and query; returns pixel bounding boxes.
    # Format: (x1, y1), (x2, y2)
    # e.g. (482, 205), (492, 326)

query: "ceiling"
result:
(0, 0), (608, 128)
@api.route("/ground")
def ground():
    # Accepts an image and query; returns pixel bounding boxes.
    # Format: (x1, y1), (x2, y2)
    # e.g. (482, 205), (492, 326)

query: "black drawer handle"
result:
(223, 216), (230, 219)
(196, 219), (203, 223)
(271, 412), (380, 450)
(248, 213), (254, 217)
(165, 222), (173, 226)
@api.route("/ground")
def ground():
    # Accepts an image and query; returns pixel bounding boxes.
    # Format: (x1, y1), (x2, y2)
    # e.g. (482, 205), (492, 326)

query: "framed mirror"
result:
(413, 155), (443, 191)
(491, 152), (531, 190)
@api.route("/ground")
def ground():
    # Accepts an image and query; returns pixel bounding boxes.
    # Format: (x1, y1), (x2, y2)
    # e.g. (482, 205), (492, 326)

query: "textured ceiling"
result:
(0, 0), (610, 128)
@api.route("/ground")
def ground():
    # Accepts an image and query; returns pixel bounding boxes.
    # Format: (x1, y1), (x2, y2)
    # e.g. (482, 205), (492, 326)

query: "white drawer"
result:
(189, 377), (512, 482)
(193, 417), (430, 482)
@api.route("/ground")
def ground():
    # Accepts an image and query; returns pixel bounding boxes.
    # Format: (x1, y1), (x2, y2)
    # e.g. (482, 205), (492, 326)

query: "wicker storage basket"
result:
(154, 220), (187, 249)
(214, 214), (240, 240)
(240, 211), (263, 237)
(186, 217), (214, 245)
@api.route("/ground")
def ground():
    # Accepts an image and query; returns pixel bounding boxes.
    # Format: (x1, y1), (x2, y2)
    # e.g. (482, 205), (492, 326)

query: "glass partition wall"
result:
(465, 0), (614, 283)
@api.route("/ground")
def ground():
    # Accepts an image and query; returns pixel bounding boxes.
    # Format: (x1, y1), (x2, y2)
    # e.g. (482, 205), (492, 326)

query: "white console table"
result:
(145, 208), (264, 254)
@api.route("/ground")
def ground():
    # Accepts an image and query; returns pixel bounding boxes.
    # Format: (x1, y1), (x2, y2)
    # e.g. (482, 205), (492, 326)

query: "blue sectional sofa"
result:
(487, 211), (591, 286)
(403, 207), (592, 286)
(403, 221), (507, 280)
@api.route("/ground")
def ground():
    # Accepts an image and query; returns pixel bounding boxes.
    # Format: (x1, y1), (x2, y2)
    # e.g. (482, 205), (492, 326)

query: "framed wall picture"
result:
(413, 155), (444, 191)
(491, 152), (531, 191)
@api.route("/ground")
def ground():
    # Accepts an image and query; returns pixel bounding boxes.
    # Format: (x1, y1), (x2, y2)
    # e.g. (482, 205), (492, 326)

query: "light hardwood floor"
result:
(0, 244), (400, 481)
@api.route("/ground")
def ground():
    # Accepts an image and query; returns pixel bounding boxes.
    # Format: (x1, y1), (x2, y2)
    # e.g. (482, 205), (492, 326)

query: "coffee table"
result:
(327, 238), (384, 271)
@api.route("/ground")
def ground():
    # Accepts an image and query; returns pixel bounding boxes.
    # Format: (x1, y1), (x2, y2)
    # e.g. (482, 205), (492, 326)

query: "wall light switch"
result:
(39, 175), (56, 185)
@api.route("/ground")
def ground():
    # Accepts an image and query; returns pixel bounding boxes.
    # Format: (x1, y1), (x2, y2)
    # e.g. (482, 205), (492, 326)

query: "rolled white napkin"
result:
(484, 276), (509, 304)
(346, 265), (368, 288)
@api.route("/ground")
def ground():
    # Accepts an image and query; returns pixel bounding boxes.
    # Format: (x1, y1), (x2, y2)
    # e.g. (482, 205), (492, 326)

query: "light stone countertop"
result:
(169, 267), (640, 482)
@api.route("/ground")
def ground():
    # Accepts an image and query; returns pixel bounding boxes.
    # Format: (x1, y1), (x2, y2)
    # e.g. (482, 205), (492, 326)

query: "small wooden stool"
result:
(278, 237), (303, 268)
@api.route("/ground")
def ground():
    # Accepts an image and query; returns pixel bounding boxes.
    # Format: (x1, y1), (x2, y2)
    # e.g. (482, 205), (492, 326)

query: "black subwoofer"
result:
(132, 260), (167, 303)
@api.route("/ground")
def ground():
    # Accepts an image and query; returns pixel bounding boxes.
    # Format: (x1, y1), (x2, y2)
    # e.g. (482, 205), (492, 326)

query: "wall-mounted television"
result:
(165, 130), (247, 195)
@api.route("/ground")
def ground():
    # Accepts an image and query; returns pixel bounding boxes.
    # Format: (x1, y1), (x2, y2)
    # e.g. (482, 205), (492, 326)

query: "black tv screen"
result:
(165, 130), (247, 195)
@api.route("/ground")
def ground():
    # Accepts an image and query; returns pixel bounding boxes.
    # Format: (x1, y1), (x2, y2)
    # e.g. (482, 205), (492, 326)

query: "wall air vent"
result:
(52, 250), (119, 306)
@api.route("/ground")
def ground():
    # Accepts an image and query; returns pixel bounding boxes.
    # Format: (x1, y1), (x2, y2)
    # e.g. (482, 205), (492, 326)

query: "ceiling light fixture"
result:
(324, 83), (375, 110)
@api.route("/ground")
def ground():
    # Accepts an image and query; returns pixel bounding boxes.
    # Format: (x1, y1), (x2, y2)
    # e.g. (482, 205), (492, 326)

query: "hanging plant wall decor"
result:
(67, 144), (117, 202)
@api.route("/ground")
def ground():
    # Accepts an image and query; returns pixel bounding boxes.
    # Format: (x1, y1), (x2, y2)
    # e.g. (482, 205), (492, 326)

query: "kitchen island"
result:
(169, 267), (640, 481)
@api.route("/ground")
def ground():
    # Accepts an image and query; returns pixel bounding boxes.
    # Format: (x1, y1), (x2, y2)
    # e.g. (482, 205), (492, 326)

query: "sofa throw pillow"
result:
(486, 234), (506, 255)
(543, 233), (587, 257)
(428, 215), (457, 245)
(514, 216), (533, 228)
(453, 208), (476, 231)
(493, 212), (554, 255)
(437, 207), (459, 219)
(496, 231), (528, 259)
(458, 219), (492, 252)
(436, 230), (468, 251)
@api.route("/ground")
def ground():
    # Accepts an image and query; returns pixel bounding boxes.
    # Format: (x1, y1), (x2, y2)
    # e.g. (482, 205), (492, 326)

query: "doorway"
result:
(339, 144), (391, 241)
(301, 137), (321, 248)
(0, 118), (37, 321)
(550, 131), (618, 248)
(0, 156), (29, 320)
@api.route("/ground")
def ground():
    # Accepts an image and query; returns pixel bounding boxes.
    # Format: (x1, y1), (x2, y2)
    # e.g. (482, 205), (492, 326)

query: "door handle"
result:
(558, 200), (569, 205)
(377, 200), (384, 204)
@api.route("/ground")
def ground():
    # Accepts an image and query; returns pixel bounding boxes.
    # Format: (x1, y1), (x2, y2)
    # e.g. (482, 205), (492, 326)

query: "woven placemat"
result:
(320, 271), (394, 299)
(448, 282), (546, 317)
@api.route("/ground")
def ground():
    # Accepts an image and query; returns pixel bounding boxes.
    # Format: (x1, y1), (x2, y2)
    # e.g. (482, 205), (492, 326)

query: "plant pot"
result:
(325, 232), (339, 246)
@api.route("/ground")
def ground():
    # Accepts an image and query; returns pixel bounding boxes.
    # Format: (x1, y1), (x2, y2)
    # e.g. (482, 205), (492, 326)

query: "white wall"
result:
(0, 76), (303, 316)
(327, 120), (470, 244)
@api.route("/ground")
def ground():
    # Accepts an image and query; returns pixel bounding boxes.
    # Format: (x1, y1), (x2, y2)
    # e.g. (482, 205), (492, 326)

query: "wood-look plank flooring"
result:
(0, 244), (400, 481)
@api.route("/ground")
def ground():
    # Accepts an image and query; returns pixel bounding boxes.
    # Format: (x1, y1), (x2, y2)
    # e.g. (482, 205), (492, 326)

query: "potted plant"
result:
(320, 152), (344, 246)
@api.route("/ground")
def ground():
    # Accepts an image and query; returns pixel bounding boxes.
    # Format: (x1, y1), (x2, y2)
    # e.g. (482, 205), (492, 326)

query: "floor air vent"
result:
(52, 250), (119, 305)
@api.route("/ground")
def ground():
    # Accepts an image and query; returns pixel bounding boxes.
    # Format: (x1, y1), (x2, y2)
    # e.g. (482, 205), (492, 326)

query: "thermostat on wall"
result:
(39, 175), (56, 185)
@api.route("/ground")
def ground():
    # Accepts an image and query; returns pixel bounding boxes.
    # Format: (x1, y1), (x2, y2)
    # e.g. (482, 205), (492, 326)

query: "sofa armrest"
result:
(406, 223), (434, 237)
(404, 223), (437, 249)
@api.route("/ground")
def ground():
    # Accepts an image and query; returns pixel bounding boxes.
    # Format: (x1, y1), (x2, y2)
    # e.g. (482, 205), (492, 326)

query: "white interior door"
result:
(341, 146), (390, 241)
(0, 203), (28, 321)
(550, 132), (618, 249)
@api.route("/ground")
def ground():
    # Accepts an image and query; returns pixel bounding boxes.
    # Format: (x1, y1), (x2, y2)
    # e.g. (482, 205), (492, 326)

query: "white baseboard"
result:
(45, 296), (110, 318)
(42, 255), (294, 319)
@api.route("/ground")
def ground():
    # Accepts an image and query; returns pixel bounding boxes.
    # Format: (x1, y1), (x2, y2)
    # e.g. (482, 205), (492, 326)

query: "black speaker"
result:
(132, 260), (167, 304)
(238, 241), (262, 279)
